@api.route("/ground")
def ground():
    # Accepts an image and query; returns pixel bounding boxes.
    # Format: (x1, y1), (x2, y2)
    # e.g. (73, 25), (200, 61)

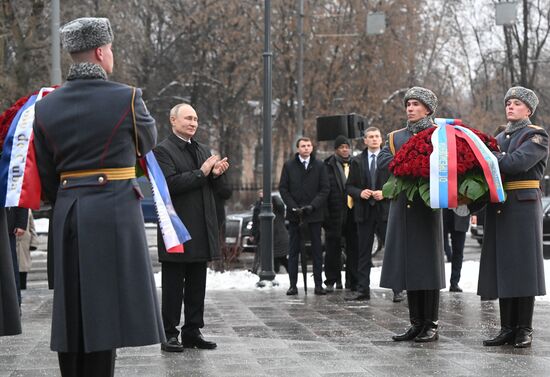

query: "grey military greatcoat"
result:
(33, 76), (164, 352)
(478, 125), (548, 299)
(0, 208), (21, 336)
(378, 127), (445, 291)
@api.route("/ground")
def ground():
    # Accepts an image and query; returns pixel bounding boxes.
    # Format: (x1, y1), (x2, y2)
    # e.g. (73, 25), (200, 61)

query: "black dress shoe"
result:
(415, 325), (439, 342)
(513, 328), (532, 348)
(314, 287), (327, 295)
(181, 334), (217, 350)
(392, 325), (423, 341)
(344, 290), (370, 301)
(161, 337), (184, 352)
(325, 283), (334, 293)
(335, 282), (343, 290)
(483, 327), (515, 346)
(286, 286), (298, 295)
(392, 292), (405, 302)
(449, 285), (463, 292)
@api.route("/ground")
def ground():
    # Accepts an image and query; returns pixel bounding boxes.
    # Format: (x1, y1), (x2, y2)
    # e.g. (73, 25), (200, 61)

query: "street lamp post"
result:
(296, 0), (304, 140)
(258, 0), (276, 286)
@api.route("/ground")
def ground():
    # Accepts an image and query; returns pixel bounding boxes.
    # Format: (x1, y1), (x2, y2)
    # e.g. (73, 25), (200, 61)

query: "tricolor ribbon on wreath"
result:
(0, 87), (190, 253)
(429, 118), (506, 209)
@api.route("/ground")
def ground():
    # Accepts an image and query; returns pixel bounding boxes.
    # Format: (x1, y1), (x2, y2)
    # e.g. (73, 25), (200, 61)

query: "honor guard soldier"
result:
(479, 86), (548, 348)
(33, 17), (164, 376)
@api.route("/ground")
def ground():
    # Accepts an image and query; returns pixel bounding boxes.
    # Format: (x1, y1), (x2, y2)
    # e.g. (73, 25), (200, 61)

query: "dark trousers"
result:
(324, 235), (342, 286)
(161, 261), (207, 339)
(343, 210), (358, 288)
(58, 206), (115, 377)
(499, 296), (535, 330)
(443, 229), (466, 286)
(356, 208), (378, 292)
(288, 221), (323, 288)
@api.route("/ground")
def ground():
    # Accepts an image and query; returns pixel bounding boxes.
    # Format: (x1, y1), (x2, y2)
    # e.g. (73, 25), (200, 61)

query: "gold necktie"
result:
(343, 162), (353, 209)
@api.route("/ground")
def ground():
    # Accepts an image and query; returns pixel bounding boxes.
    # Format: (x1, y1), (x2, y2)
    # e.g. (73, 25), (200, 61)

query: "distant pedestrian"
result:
(479, 86), (548, 348)
(345, 128), (390, 301)
(279, 137), (329, 295)
(443, 209), (470, 292)
(251, 190), (289, 274)
(16, 209), (38, 290)
(323, 135), (356, 292)
(378, 87), (445, 343)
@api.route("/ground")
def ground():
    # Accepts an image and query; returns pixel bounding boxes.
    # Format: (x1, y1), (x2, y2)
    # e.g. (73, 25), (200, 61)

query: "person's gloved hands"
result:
(301, 205), (313, 215)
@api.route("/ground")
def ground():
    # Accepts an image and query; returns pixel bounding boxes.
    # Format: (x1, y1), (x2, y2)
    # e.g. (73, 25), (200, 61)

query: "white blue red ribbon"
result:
(142, 152), (191, 253)
(430, 119), (458, 208)
(430, 118), (505, 208)
(0, 88), (54, 209)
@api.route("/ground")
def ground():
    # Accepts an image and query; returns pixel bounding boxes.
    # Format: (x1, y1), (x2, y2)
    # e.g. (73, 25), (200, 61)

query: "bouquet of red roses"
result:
(382, 119), (502, 208)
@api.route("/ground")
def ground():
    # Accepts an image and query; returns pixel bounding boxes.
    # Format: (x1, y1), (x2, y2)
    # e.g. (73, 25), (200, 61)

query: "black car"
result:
(225, 212), (255, 252)
(137, 176), (157, 223)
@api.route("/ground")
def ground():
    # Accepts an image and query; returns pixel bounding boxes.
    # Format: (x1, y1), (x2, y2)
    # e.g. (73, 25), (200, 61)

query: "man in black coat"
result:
(279, 137), (329, 295)
(345, 127), (390, 301)
(154, 103), (229, 352)
(33, 17), (163, 376)
(323, 135), (357, 292)
(443, 209), (470, 292)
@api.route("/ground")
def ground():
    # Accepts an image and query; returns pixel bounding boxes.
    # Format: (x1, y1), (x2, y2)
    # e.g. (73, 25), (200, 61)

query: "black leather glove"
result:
(301, 205), (314, 215)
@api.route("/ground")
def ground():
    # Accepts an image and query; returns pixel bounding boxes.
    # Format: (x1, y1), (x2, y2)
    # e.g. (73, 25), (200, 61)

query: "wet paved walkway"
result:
(2, 285), (550, 376)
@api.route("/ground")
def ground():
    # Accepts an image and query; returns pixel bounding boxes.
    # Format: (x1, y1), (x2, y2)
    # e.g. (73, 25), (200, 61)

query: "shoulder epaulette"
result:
(388, 127), (406, 156)
(528, 124), (543, 130)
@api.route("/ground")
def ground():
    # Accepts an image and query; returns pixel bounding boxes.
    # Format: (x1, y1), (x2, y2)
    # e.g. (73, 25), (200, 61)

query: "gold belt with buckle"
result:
(503, 180), (540, 190)
(60, 167), (136, 184)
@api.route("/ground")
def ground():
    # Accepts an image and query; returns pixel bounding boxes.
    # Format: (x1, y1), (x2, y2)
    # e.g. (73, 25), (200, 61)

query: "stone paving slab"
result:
(2, 286), (550, 376)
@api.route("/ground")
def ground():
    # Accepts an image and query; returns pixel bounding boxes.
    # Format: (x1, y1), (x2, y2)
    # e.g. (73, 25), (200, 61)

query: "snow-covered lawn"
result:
(154, 260), (550, 302)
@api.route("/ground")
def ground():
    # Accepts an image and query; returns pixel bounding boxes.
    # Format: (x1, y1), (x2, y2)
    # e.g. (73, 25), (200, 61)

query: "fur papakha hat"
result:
(504, 86), (539, 114)
(334, 135), (350, 149)
(404, 86), (438, 115)
(61, 17), (113, 53)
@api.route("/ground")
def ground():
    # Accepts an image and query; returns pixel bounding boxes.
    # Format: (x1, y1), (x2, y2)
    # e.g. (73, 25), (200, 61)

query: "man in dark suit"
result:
(345, 127), (391, 301)
(154, 103), (229, 352)
(323, 135), (357, 292)
(279, 137), (329, 295)
(33, 17), (163, 376)
(443, 209), (470, 292)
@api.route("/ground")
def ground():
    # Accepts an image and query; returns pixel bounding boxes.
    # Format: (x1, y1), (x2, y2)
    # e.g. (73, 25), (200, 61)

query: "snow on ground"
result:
(152, 260), (550, 303)
(36, 217), (550, 302)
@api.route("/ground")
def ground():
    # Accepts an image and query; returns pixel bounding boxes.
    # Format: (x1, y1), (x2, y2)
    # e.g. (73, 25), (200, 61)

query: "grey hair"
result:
(170, 103), (191, 119)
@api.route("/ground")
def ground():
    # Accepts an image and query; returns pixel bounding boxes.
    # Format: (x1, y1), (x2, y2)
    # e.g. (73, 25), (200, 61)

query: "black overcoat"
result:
(346, 149), (390, 224)
(378, 127), (445, 291)
(154, 134), (224, 263)
(0, 208), (21, 336)
(33, 78), (164, 352)
(478, 124), (548, 298)
(279, 153), (329, 223)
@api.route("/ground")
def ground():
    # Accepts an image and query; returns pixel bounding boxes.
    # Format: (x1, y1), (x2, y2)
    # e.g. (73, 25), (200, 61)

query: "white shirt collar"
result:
(299, 156), (310, 164)
(368, 149), (380, 158)
(174, 133), (191, 143)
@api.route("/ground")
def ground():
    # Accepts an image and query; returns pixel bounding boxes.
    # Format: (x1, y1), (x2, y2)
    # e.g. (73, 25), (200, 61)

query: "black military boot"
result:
(415, 290), (439, 342)
(392, 290), (423, 341)
(483, 298), (515, 346)
(514, 296), (534, 348)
